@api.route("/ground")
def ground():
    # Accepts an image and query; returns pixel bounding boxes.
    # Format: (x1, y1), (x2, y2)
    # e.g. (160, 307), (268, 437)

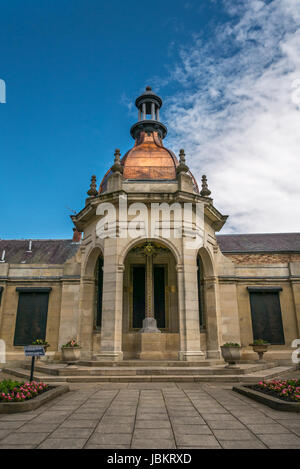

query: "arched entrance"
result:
(122, 240), (179, 359)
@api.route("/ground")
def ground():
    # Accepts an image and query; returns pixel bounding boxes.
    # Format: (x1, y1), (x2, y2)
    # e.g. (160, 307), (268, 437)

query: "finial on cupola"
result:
(87, 174), (98, 197)
(111, 149), (123, 174)
(176, 149), (189, 174)
(200, 175), (211, 197)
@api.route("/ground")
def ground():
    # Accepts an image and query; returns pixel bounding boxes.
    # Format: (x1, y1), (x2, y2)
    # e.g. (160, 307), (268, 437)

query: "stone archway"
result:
(122, 239), (179, 359)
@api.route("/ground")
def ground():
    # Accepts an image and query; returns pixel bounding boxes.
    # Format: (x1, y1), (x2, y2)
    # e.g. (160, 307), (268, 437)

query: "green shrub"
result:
(252, 339), (269, 345)
(221, 342), (241, 348)
(0, 379), (23, 394)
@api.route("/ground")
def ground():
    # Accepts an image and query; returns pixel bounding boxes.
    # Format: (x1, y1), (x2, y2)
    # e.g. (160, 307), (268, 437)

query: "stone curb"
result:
(0, 385), (69, 414)
(233, 385), (300, 412)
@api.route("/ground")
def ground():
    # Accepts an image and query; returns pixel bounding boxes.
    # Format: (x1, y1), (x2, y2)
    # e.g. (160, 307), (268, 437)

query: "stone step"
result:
(3, 365), (295, 384)
(79, 359), (224, 367)
(20, 361), (280, 376)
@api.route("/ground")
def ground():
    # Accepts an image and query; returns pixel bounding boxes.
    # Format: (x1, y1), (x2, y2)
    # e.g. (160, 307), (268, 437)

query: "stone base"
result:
(206, 350), (221, 359)
(138, 333), (163, 360)
(139, 317), (161, 333)
(94, 351), (123, 362)
(178, 351), (205, 362)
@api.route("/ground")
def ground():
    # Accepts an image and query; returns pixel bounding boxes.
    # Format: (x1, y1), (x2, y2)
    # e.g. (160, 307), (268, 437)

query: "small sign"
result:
(24, 345), (45, 357)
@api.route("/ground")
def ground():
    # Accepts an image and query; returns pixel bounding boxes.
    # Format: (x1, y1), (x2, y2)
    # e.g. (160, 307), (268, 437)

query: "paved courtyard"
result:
(0, 379), (300, 449)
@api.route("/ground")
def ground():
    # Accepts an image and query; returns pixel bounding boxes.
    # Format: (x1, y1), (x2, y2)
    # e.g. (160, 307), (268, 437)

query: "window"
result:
(248, 287), (285, 345)
(14, 288), (51, 346)
(0, 286), (3, 306)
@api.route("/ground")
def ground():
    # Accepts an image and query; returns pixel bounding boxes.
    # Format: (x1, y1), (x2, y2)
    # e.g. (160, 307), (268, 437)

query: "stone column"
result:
(78, 276), (95, 358)
(290, 262), (300, 338)
(140, 247), (160, 333)
(138, 244), (162, 359)
(58, 280), (81, 350)
(96, 238), (124, 361)
(177, 250), (205, 362)
(151, 102), (155, 120)
(204, 276), (221, 359)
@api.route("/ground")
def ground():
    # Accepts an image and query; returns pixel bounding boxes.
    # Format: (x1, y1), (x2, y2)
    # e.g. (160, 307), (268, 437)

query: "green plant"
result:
(221, 342), (241, 347)
(61, 339), (80, 348)
(0, 379), (23, 394)
(252, 339), (269, 345)
(32, 339), (50, 347)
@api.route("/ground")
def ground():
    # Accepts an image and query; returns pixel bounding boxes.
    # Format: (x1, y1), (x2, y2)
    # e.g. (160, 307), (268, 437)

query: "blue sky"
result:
(1, 0), (300, 238)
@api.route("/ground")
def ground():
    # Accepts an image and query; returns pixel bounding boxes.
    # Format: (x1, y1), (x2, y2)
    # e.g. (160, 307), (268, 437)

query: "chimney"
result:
(72, 228), (82, 243)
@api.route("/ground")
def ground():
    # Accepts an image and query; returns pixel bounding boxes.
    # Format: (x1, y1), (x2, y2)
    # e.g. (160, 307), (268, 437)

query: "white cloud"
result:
(163, 0), (300, 233)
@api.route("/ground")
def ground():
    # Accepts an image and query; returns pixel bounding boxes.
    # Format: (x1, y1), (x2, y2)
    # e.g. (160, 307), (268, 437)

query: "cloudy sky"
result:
(162, 0), (300, 233)
(0, 0), (299, 237)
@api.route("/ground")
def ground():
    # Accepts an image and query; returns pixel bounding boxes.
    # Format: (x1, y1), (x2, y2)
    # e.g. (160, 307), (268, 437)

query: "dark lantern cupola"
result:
(130, 86), (168, 140)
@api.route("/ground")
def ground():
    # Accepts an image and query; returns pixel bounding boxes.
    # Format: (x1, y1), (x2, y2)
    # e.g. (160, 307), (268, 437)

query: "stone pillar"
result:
(78, 276), (95, 358)
(218, 282), (241, 347)
(290, 262), (300, 338)
(204, 276), (221, 359)
(140, 247), (160, 333)
(58, 280), (81, 350)
(151, 102), (155, 120)
(142, 103), (146, 120)
(138, 244), (162, 359)
(96, 239), (123, 361)
(177, 251), (205, 362)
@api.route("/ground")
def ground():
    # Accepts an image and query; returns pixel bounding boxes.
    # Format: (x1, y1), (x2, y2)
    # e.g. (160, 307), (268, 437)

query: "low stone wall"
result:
(233, 385), (300, 412)
(0, 384), (69, 413)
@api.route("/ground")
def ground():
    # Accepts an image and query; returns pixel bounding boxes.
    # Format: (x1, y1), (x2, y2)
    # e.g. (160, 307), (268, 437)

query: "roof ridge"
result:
(217, 232), (300, 237)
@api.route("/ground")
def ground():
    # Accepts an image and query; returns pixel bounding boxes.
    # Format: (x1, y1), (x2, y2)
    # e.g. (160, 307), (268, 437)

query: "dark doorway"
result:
(95, 256), (104, 328)
(132, 266), (145, 329)
(197, 256), (205, 327)
(14, 292), (50, 346)
(154, 266), (166, 328)
(249, 291), (285, 345)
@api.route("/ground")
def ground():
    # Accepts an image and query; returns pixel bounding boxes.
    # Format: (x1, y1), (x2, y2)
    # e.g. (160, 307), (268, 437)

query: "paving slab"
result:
(88, 433), (132, 445)
(220, 440), (267, 449)
(38, 438), (87, 449)
(175, 434), (220, 447)
(0, 432), (49, 445)
(131, 438), (176, 449)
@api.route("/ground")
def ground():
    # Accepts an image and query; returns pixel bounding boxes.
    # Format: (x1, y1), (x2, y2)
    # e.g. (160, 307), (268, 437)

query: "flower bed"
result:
(250, 379), (300, 403)
(0, 379), (50, 403)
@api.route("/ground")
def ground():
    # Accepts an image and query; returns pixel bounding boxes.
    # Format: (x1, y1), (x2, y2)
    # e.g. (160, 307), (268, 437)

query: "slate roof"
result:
(217, 233), (300, 253)
(1, 233), (300, 264)
(0, 240), (80, 264)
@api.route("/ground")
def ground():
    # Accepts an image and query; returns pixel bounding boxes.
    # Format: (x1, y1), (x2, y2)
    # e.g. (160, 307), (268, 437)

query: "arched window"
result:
(197, 256), (205, 328)
(94, 256), (103, 329)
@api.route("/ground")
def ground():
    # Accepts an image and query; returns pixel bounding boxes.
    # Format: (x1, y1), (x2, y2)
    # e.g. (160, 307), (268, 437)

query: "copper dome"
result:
(122, 131), (177, 180)
(99, 87), (199, 193)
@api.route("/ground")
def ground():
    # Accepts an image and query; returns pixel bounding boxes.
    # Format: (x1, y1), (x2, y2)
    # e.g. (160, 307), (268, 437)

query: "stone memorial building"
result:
(0, 87), (300, 364)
